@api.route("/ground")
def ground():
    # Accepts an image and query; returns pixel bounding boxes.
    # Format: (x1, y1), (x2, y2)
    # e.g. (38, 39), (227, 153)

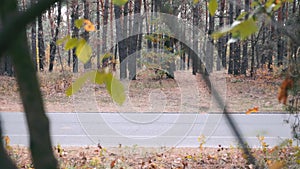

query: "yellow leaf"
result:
(104, 73), (126, 105)
(246, 107), (259, 114)
(56, 35), (70, 45)
(113, 0), (128, 6)
(193, 0), (200, 4)
(208, 0), (218, 16)
(233, 18), (258, 40)
(75, 18), (85, 29)
(65, 71), (96, 96)
(64, 38), (78, 51)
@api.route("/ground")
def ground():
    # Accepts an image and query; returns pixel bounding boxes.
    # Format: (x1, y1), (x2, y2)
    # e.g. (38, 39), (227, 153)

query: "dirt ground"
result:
(0, 70), (284, 113)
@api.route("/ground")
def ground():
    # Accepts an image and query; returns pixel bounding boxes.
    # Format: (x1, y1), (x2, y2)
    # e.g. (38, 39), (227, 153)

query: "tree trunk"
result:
(192, 2), (199, 75)
(250, 35), (255, 77)
(228, 1), (234, 74)
(233, 1), (241, 75)
(241, 0), (249, 75)
(207, 8), (214, 73)
(122, 2), (129, 78)
(71, 1), (79, 73)
(96, 0), (101, 68)
(31, 0), (37, 71)
(102, 0), (109, 67)
(115, 2), (126, 79)
(83, 0), (91, 69)
(128, 0), (140, 80)
(38, 14), (45, 71)
(49, 1), (62, 72)
(277, 5), (284, 66)
(66, 1), (71, 67)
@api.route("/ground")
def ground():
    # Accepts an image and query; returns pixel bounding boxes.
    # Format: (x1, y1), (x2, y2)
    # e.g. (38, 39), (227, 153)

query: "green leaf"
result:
(193, 0), (200, 4)
(76, 39), (92, 63)
(208, 0), (218, 16)
(75, 19), (84, 29)
(104, 73), (126, 105)
(250, 1), (259, 8)
(236, 12), (248, 20)
(93, 71), (106, 85)
(233, 18), (258, 40)
(56, 35), (70, 45)
(65, 71), (96, 96)
(113, 0), (128, 6)
(265, 0), (275, 9)
(64, 38), (79, 51)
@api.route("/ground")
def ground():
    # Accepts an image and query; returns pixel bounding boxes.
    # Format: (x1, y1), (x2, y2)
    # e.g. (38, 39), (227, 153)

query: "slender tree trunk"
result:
(192, 2), (199, 75)
(128, 0), (140, 80)
(49, 2), (62, 72)
(277, 5), (284, 66)
(83, 0), (91, 69)
(102, 0), (109, 67)
(115, 2), (126, 79)
(233, 1), (241, 75)
(31, 0), (37, 71)
(207, 8), (214, 73)
(66, 1), (71, 67)
(144, 0), (152, 53)
(96, 0), (101, 68)
(122, 2), (129, 78)
(38, 14), (45, 71)
(137, 5), (143, 69)
(228, 1), (234, 74)
(241, 0), (249, 75)
(71, 1), (79, 73)
(250, 35), (255, 77)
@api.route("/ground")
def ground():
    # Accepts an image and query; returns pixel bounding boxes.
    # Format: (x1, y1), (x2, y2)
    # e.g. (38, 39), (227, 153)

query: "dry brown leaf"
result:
(246, 107), (259, 115)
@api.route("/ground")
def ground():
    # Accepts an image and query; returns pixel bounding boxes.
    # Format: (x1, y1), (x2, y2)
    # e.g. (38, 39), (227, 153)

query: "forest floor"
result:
(6, 141), (300, 169)
(0, 69), (285, 113)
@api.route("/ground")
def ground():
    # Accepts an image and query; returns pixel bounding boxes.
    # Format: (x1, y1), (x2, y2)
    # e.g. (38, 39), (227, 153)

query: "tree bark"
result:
(31, 0), (37, 71)
(192, 2), (199, 75)
(128, 0), (140, 80)
(96, 0), (101, 68)
(83, 0), (91, 69)
(71, 1), (79, 73)
(49, 2), (62, 72)
(38, 14), (45, 71)
(102, 0), (109, 67)
(228, 1), (234, 74)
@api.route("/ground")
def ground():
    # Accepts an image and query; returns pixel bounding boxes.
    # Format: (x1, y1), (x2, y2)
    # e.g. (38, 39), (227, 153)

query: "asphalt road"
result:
(0, 112), (295, 148)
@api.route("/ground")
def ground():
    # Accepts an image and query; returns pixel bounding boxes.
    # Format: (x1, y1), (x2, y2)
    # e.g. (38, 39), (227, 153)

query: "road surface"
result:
(0, 112), (295, 148)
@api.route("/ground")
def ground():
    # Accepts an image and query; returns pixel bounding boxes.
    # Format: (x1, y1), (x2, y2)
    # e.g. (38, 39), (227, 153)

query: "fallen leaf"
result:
(110, 160), (116, 168)
(246, 107), (259, 114)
